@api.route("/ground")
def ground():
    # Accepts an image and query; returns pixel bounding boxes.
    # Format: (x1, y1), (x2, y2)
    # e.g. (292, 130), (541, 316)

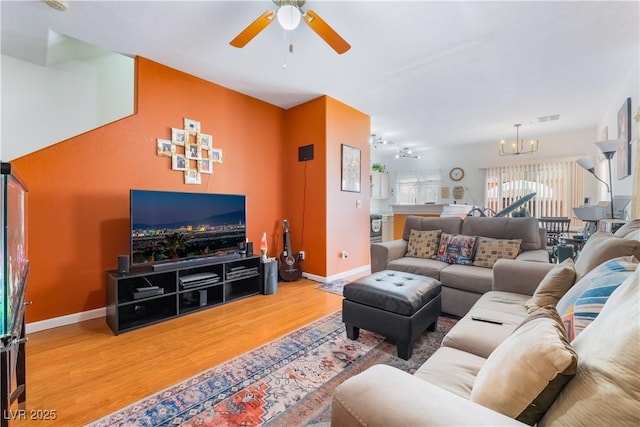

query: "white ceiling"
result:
(2, 0), (639, 155)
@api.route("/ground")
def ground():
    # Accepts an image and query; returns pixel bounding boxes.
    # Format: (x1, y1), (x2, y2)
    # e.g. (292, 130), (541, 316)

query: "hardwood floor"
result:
(9, 278), (343, 426)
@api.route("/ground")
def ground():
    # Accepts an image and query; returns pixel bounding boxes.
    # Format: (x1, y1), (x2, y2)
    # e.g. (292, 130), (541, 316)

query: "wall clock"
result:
(449, 167), (464, 181)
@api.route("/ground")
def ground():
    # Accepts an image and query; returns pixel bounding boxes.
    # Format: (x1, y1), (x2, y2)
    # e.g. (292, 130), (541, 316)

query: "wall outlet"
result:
(298, 250), (305, 260)
(341, 250), (349, 259)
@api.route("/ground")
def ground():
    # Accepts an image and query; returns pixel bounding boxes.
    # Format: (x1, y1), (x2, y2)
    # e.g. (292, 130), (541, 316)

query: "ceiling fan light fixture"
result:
(277, 5), (301, 30)
(396, 147), (420, 159)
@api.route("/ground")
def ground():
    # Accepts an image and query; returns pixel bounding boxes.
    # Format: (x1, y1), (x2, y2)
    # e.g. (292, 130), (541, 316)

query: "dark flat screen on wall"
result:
(130, 190), (246, 266)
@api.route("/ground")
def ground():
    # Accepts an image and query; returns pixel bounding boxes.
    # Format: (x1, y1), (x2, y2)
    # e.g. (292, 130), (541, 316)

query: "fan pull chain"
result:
(282, 29), (295, 69)
(282, 28), (287, 68)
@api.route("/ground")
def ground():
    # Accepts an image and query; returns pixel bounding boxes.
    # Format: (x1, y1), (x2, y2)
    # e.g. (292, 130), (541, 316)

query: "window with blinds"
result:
(485, 161), (584, 227)
(396, 170), (442, 205)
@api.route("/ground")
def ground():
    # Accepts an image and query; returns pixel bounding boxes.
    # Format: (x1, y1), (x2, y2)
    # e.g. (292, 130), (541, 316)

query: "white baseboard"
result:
(26, 307), (106, 334)
(302, 264), (370, 283)
(25, 265), (371, 333)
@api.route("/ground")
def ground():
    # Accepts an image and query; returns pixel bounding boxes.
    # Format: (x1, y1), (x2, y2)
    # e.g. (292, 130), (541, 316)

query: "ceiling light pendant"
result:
(43, 0), (68, 11)
(499, 124), (539, 156)
(396, 147), (420, 159)
(277, 4), (301, 30)
(370, 134), (394, 149)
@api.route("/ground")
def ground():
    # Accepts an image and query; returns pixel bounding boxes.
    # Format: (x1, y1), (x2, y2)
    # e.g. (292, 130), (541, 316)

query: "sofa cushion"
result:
(414, 346), (486, 399)
(556, 255), (638, 341)
(461, 216), (542, 251)
(402, 216), (463, 241)
(406, 229), (441, 259)
(573, 231), (640, 280)
(473, 237), (522, 268)
(524, 258), (576, 313)
(540, 265), (640, 427)
(439, 264), (493, 294)
(435, 233), (479, 265)
(613, 218), (640, 238)
(387, 257), (448, 279)
(470, 307), (578, 425)
(442, 291), (529, 358)
(514, 249), (550, 263)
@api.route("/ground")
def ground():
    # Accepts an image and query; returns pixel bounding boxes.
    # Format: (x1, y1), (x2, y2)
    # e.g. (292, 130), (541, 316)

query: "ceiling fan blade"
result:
(302, 9), (350, 54)
(230, 10), (276, 48)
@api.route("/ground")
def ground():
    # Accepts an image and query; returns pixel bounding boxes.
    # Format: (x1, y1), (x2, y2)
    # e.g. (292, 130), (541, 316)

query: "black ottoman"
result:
(342, 270), (442, 360)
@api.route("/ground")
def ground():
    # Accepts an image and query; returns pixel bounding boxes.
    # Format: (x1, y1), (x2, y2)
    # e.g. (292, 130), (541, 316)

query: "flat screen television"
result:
(130, 190), (246, 266)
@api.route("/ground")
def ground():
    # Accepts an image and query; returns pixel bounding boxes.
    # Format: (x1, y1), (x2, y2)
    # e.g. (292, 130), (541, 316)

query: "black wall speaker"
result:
(117, 255), (129, 274)
(298, 144), (314, 162)
(246, 241), (254, 256)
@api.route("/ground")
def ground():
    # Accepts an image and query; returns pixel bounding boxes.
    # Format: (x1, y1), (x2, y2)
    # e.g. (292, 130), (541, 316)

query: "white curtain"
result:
(485, 161), (584, 227)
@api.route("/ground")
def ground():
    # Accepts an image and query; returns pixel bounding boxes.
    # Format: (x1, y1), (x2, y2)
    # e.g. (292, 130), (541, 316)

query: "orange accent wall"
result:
(325, 97), (370, 276)
(11, 58), (370, 323)
(283, 98), (327, 276)
(284, 96), (370, 277)
(12, 57), (286, 322)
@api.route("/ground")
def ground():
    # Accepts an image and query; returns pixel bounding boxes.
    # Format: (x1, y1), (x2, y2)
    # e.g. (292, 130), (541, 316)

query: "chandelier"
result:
(395, 147), (420, 159)
(499, 124), (539, 156)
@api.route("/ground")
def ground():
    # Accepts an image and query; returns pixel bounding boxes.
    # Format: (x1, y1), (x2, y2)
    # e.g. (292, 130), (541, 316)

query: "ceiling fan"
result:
(230, 0), (351, 54)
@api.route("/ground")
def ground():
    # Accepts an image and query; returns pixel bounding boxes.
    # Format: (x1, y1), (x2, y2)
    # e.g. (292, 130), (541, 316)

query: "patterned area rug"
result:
(315, 279), (350, 296)
(88, 311), (456, 427)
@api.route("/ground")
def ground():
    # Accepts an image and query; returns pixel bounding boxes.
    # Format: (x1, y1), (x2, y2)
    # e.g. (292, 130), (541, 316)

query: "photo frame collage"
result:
(156, 117), (223, 184)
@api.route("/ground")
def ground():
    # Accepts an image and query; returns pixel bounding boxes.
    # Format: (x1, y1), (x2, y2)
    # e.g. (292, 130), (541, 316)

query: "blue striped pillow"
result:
(556, 256), (638, 341)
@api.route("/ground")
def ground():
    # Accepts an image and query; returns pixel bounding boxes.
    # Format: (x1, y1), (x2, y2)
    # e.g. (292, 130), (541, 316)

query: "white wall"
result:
(371, 58), (639, 218)
(595, 58), (639, 215)
(1, 52), (134, 161)
(371, 127), (598, 213)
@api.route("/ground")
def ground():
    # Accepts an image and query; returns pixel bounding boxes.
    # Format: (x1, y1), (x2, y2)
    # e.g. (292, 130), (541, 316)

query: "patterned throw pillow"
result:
(473, 237), (522, 268)
(555, 255), (638, 341)
(539, 266), (639, 426)
(406, 229), (441, 259)
(435, 233), (479, 265)
(470, 306), (578, 425)
(573, 231), (640, 280)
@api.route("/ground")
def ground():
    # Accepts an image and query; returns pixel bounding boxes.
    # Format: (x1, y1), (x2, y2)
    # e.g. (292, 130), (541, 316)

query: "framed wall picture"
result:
(198, 158), (212, 174)
(184, 118), (201, 134)
(186, 143), (200, 160)
(211, 148), (223, 163)
(198, 133), (213, 150)
(617, 97), (631, 179)
(184, 169), (201, 184)
(171, 128), (187, 145)
(341, 144), (361, 192)
(156, 138), (174, 157)
(171, 154), (187, 171)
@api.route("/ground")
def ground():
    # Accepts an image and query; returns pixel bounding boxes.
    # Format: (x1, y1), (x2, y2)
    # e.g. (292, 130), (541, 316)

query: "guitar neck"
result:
(285, 232), (293, 254)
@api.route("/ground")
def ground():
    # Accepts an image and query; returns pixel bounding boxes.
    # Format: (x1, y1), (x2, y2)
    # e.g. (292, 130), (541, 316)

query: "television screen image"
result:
(130, 190), (246, 266)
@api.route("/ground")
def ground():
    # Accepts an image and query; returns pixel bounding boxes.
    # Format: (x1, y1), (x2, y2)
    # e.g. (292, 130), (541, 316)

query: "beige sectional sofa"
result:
(371, 216), (548, 317)
(333, 220), (640, 426)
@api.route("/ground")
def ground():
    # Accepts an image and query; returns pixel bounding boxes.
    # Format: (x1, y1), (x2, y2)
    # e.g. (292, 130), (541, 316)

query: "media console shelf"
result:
(106, 255), (261, 335)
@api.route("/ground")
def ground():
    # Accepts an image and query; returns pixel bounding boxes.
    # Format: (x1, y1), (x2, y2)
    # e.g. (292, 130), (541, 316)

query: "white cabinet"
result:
(371, 171), (390, 199)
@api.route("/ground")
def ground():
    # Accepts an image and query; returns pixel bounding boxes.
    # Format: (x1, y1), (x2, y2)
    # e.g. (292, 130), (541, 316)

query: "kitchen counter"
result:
(390, 204), (474, 239)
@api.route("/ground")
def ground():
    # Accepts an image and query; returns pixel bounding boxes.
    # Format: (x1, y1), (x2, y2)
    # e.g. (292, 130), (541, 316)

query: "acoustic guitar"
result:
(279, 219), (303, 281)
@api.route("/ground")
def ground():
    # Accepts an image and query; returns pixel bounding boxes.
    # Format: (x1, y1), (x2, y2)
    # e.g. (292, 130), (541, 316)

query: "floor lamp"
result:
(577, 139), (620, 219)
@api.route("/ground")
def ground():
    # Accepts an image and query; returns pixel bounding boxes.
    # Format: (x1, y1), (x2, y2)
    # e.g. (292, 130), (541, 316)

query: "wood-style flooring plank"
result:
(9, 278), (344, 426)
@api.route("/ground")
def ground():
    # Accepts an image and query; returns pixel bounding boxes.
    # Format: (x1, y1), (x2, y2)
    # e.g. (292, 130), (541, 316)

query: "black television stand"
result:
(106, 254), (260, 335)
(151, 254), (241, 272)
